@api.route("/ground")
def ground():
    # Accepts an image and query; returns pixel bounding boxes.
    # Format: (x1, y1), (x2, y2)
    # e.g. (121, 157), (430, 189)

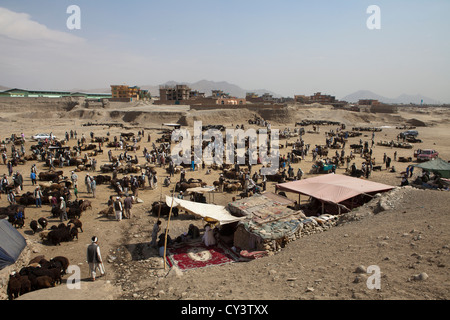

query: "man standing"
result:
(219, 174), (225, 192)
(90, 178), (97, 198)
(123, 195), (133, 219)
(34, 187), (43, 208)
(114, 197), (123, 221)
(85, 173), (92, 194)
(15, 171), (23, 192)
(71, 171), (78, 188)
(297, 167), (304, 180)
(30, 171), (37, 186)
(86, 236), (105, 282)
(150, 220), (161, 247)
(59, 197), (68, 222)
(386, 156), (391, 170)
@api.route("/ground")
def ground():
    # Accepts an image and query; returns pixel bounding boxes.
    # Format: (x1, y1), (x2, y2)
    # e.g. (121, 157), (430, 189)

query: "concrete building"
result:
(294, 95), (310, 103)
(159, 84), (191, 102)
(310, 92), (336, 104)
(294, 92), (348, 107)
(216, 98), (246, 105)
(110, 85), (150, 101)
(246, 92), (276, 104)
(212, 90), (230, 99)
(358, 99), (380, 106)
(190, 90), (206, 99)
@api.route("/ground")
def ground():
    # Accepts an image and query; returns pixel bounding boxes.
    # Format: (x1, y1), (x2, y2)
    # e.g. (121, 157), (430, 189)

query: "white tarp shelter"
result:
(165, 196), (244, 225)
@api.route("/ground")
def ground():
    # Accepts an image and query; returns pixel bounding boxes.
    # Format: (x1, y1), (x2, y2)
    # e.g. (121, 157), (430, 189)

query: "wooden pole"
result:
(163, 185), (176, 270)
(157, 179), (163, 221)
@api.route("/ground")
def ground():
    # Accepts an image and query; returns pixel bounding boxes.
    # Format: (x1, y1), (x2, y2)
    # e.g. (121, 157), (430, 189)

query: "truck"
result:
(414, 149), (439, 162)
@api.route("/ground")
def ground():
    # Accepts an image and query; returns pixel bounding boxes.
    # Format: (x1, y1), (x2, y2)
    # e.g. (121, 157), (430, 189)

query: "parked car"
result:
(400, 130), (419, 138)
(32, 133), (55, 141)
(406, 136), (422, 143)
(415, 149), (439, 162)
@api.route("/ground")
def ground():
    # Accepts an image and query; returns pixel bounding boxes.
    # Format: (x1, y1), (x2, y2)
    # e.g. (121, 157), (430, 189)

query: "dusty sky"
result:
(0, 0), (449, 102)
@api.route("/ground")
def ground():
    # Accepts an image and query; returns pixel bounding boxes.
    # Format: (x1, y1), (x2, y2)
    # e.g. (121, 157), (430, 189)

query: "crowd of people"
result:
(1, 119), (437, 283)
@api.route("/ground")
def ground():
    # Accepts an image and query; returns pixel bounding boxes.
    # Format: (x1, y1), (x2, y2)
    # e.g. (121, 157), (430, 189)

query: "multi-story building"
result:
(212, 90), (230, 99)
(110, 85), (150, 101)
(246, 92), (276, 104)
(310, 92), (336, 104)
(358, 99), (380, 106)
(159, 84), (191, 102)
(294, 95), (310, 103)
(189, 90), (206, 99)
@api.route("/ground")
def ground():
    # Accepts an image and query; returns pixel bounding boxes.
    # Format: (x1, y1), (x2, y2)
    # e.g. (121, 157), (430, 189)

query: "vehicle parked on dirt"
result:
(406, 136), (422, 143)
(32, 133), (55, 141)
(400, 130), (419, 138)
(310, 160), (336, 174)
(414, 149), (439, 162)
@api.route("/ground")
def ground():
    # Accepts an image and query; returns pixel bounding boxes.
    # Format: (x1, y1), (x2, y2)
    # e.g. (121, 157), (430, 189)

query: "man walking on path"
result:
(86, 236), (105, 282)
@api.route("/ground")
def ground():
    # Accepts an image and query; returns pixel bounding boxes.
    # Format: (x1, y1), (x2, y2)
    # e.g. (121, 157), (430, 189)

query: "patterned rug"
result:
(165, 241), (240, 271)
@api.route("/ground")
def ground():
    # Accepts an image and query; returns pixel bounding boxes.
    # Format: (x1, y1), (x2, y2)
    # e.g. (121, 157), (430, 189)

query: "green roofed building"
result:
(0, 88), (112, 99)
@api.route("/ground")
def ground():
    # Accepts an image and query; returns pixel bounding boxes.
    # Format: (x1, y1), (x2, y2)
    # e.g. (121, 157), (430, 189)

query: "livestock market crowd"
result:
(1, 118), (438, 299)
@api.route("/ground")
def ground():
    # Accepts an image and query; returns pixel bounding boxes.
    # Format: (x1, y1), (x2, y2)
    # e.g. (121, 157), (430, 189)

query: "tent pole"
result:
(163, 185), (176, 270)
(321, 201), (325, 214)
(157, 179), (163, 221)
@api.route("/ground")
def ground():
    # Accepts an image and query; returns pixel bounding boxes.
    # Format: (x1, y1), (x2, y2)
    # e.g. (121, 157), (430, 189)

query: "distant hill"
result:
(341, 90), (441, 105)
(0, 85), (11, 91)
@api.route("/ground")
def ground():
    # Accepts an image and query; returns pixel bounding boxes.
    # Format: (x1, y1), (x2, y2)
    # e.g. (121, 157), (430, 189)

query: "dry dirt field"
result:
(0, 100), (449, 305)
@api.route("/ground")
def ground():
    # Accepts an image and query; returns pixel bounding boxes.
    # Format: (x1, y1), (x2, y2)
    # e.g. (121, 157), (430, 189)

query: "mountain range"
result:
(0, 82), (443, 104)
(340, 90), (441, 105)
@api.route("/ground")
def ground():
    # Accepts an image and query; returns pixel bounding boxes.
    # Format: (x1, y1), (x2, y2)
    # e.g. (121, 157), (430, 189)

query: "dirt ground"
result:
(1, 102), (449, 302)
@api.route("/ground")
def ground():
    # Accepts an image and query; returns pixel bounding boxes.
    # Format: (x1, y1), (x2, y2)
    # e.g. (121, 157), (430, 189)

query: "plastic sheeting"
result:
(0, 220), (27, 270)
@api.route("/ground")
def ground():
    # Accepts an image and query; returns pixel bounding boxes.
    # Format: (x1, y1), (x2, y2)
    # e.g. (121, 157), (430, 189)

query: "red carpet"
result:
(165, 241), (240, 271)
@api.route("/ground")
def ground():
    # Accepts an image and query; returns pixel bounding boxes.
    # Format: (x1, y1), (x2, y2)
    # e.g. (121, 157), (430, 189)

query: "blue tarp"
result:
(0, 220), (27, 270)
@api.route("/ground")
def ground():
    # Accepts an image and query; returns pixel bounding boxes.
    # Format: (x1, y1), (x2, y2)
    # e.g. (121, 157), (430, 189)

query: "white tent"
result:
(165, 196), (244, 225)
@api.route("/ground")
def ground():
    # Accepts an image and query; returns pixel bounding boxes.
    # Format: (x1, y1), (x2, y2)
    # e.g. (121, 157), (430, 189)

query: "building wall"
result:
(216, 98), (246, 105)
(358, 99), (380, 106)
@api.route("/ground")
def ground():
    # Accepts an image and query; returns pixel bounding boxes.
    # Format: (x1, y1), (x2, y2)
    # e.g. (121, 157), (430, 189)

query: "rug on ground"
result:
(165, 241), (240, 271)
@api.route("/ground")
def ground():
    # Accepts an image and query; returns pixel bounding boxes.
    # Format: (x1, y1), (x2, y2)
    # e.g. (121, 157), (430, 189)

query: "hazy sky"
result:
(0, 0), (449, 101)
